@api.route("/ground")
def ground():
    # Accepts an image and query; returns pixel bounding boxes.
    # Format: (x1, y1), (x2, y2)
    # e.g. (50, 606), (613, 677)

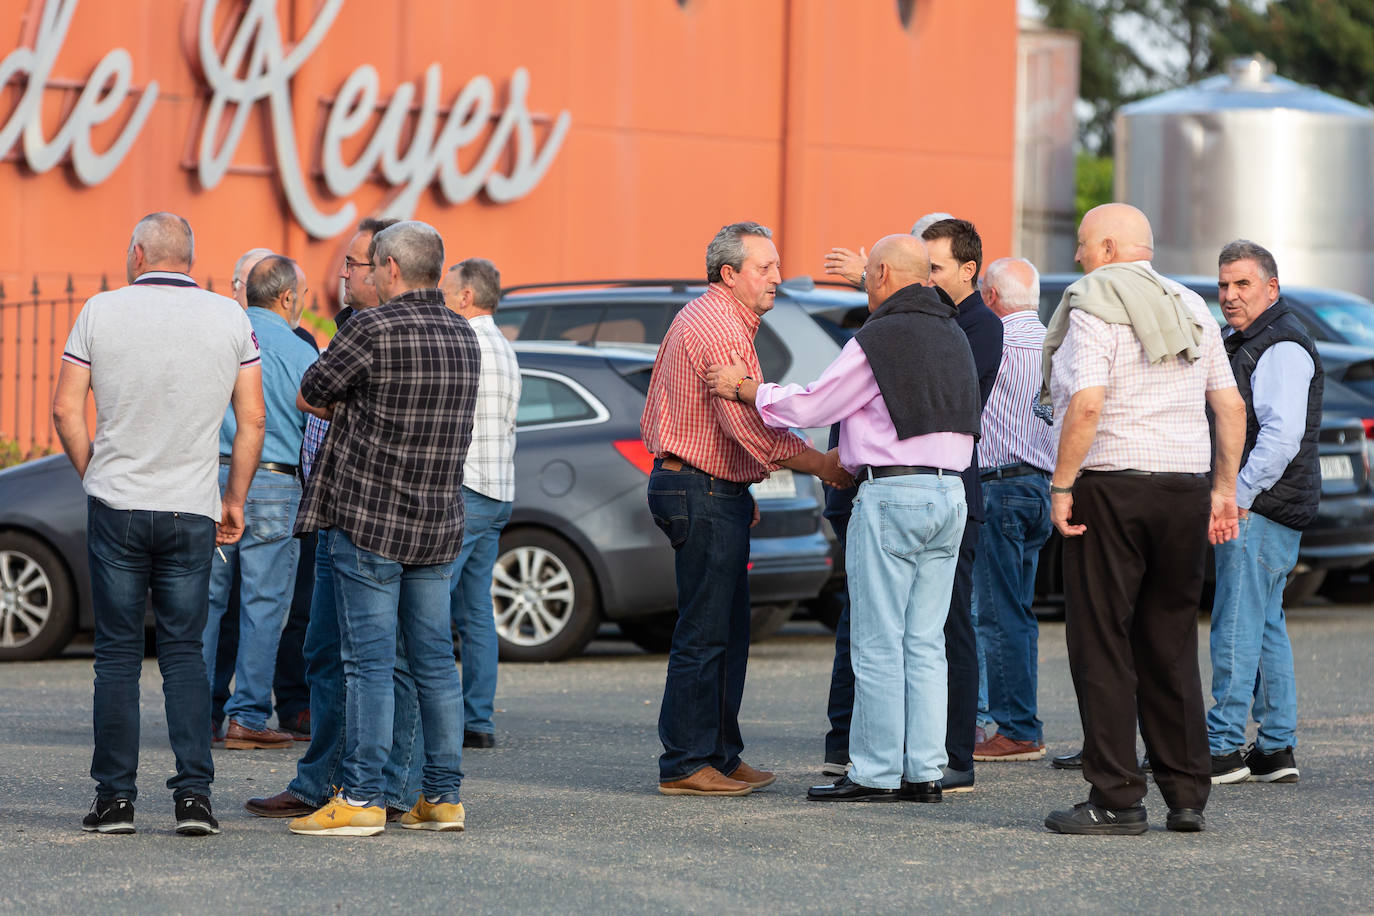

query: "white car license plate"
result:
(1320, 454), (1354, 481)
(751, 469), (797, 500)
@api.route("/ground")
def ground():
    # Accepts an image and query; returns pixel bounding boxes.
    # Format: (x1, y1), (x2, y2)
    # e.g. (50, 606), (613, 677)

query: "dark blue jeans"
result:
(288, 532), (423, 809)
(974, 474), (1052, 743)
(273, 530), (316, 724)
(648, 461), (753, 782)
(823, 508), (853, 766)
(87, 497), (215, 802)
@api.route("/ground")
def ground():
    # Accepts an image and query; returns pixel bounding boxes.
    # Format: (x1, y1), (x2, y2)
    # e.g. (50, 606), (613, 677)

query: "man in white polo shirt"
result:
(53, 212), (266, 837)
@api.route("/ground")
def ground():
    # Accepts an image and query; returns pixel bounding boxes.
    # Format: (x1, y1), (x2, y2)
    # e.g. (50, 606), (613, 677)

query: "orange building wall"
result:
(0, 0), (1017, 453)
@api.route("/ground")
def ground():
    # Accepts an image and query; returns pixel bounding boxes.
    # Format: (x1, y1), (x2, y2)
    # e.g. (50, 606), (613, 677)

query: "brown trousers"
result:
(1062, 472), (1212, 811)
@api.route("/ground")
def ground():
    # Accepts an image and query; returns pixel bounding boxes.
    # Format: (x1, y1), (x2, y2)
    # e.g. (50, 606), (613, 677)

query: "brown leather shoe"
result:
(727, 761), (777, 789)
(224, 718), (294, 749)
(659, 766), (753, 797)
(386, 805), (407, 823)
(243, 791), (314, 818)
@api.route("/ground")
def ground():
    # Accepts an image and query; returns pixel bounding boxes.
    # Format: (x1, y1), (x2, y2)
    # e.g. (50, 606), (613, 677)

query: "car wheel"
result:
(491, 529), (600, 662)
(617, 612), (676, 654)
(749, 602), (796, 641)
(0, 532), (76, 661)
(1282, 568), (1326, 607)
(617, 604), (797, 655)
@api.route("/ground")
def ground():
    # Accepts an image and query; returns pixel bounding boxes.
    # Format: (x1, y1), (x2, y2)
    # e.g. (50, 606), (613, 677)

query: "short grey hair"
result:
(981, 257), (1040, 311)
(233, 247), (274, 287)
(245, 255), (299, 310)
(369, 220), (444, 287)
(706, 221), (773, 283)
(130, 212), (194, 267)
(1219, 239), (1278, 282)
(449, 258), (501, 310)
(910, 211), (955, 237)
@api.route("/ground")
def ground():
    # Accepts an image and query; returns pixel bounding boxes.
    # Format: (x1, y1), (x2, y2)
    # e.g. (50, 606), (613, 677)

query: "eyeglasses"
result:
(343, 257), (373, 273)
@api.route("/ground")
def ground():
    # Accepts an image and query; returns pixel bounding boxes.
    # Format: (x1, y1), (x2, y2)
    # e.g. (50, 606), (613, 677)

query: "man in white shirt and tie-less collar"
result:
(442, 258), (521, 749)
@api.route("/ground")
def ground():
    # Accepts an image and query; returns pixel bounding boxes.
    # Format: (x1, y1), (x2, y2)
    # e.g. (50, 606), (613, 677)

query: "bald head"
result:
(864, 234), (931, 310)
(126, 212), (194, 283)
(981, 257), (1040, 317)
(1076, 203), (1154, 273)
(233, 247), (274, 309)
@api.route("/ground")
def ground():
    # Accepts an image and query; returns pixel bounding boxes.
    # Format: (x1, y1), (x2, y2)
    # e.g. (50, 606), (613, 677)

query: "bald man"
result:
(709, 235), (980, 803)
(54, 213), (266, 835)
(1041, 204), (1246, 835)
(970, 258), (1055, 763)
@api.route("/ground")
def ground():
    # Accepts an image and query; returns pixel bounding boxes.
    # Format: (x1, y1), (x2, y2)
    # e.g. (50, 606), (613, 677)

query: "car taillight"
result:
(613, 439), (656, 475)
(1363, 418), (1374, 439)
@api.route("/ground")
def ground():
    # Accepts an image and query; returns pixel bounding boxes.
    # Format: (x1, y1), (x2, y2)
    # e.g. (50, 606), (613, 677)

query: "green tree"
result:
(1037, 0), (1229, 153)
(1212, 1), (1374, 105)
(1075, 153), (1115, 225)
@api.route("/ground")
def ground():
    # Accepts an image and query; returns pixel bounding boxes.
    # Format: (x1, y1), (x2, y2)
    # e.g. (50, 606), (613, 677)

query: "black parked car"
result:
(0, 342), (834, 663)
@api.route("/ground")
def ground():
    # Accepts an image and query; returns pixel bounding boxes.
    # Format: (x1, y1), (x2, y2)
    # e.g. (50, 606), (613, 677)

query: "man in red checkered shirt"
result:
(643, 221), (851, 797)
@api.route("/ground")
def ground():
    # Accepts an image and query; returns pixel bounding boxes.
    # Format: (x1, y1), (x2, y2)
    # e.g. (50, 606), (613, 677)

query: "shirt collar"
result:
(247, 305), (291, 330)
(1000, 309), (1041, 326)
(705, 283), (762, 333)
(132, 271), (197, 287)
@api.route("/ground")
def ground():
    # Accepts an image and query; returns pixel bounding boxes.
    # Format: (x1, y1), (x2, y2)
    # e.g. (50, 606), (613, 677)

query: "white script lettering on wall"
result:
(0, 0), (573, 239)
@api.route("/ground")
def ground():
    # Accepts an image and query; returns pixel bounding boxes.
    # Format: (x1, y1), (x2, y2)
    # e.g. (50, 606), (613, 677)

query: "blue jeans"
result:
(449, 487), (513, 735)
(648, 461), (753, 782)
(1207, 511), (1302, 754)
(288, 532), (424, 808)
(201, 465), (301, 730)
(847, 474), (966, 788)
(971, 589), (995, 734)
(330, 528), (463, 806)
(86, 497), (215, 802)
(973, 474), (1052, 743)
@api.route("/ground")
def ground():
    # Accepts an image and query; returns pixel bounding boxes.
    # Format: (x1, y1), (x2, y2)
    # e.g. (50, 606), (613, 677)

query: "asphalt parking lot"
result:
(2, 602), (1372, 914)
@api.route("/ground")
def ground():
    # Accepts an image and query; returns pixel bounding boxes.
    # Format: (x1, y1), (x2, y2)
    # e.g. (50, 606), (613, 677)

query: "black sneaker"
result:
(1211, 750), (1251, 784)
(82, 797), (135, 834)
(175, 795), (220, 836)
(1166, 808), (1205, 832)
(1045, 800), (1148, 835)
(1243, 745), (1300, 783)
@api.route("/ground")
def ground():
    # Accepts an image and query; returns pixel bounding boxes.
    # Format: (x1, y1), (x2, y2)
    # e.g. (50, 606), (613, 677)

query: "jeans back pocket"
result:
(648, 489), (690, 549)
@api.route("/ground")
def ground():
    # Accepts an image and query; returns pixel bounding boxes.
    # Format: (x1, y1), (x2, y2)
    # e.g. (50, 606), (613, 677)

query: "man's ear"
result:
(719, 264), (736, 288)
(1102, 238), (1116, 262)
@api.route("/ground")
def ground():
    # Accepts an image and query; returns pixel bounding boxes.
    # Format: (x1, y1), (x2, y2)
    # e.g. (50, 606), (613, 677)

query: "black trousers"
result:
(944, 517), (980, 772)
(1063, 473), (1212, 811)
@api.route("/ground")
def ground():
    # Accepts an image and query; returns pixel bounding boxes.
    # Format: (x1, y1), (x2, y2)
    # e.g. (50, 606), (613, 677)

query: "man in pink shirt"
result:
(708, 234), (981, 802)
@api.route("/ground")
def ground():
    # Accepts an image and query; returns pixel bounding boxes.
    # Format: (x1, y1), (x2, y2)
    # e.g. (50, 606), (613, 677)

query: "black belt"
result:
(981, 463), (1050, 482)
(219, 456), (299, 476)
(858, 465), (947, 480)
(1080, 469), (1208, 479)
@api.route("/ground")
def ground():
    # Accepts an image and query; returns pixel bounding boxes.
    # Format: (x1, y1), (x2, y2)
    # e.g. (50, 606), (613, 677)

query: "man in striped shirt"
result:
(643, 221), (852, 797)
(970, 258), (1056, 763)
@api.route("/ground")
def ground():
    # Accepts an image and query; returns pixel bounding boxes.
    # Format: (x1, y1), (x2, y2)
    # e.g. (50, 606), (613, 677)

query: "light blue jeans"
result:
(450, 486), (513, 736)
(847, 474), (966, 788)
(201, 465), (301, 731)
(331, 529), (464, 806)
(1207, 510), (1302, 755)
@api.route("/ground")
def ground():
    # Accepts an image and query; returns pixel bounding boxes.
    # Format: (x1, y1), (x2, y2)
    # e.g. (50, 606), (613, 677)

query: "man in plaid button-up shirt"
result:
(442, 257), (521, 749)
(644, 221), (851, 798)
(290, 220), (479, 836)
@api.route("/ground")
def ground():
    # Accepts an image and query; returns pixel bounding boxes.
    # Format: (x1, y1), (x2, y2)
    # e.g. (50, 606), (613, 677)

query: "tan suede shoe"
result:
(727, 761), (777, 789)
(659, 766), (753, 796)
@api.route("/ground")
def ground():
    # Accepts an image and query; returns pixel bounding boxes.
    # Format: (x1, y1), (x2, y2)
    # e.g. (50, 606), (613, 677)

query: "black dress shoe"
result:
(897, 780), (942, 803)
(1166, 808), (1205, 832)
(807, 775), (899, 802)
(1051, 750), (1083, 769)
(463, 730), (496, 749)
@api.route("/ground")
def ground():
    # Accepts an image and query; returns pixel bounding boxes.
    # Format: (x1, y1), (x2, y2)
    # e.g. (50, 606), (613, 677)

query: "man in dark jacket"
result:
(1207, 240), (1321, 787)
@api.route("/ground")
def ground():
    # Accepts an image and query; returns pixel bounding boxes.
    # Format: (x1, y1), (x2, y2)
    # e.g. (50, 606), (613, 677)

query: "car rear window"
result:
(517, 374), (600, 427)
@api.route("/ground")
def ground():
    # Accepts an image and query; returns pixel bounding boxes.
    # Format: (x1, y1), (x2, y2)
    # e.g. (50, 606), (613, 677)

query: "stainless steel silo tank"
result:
(1115, 57), (1374, 297)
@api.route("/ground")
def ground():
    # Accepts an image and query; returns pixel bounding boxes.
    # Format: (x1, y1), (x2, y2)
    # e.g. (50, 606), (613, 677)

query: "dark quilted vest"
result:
(1224, 299), (1323, 531)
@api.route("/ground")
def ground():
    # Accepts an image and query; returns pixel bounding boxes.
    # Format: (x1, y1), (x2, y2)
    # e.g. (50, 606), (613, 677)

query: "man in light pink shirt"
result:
(708, 234), (981, 803)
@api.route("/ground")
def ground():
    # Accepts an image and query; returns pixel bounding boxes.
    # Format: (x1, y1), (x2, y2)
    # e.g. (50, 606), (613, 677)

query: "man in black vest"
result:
(1208, 240), (1321, 786)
